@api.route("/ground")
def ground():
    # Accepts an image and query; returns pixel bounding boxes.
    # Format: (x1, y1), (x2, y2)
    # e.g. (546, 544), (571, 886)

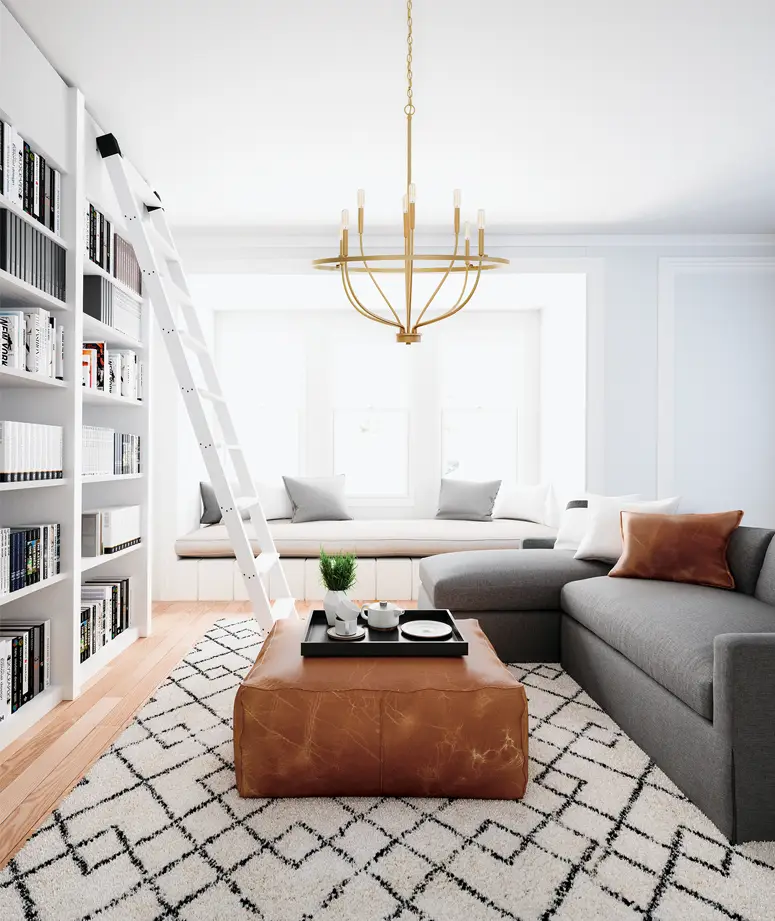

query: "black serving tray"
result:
(301, 609), (468, 657)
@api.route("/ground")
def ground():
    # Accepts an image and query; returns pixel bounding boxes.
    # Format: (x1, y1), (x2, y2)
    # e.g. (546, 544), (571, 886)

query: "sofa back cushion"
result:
(728, 527), (775, 596)
(754, 534), (775, 606)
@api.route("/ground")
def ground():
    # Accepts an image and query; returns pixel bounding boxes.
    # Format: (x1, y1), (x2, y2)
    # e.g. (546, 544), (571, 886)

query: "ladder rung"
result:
(212, 442), (242, 452)
(198, 388), (225, 403)
(178, 331), (207, 354)
(146, 222), (179, 262)
(271, 597), (297, 621)
(166, 279), (193, 306)
(255, 552), (280, 575)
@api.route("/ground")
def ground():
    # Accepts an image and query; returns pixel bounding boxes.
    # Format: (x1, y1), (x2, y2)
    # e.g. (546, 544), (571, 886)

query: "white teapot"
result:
(363, 601), (403, 631)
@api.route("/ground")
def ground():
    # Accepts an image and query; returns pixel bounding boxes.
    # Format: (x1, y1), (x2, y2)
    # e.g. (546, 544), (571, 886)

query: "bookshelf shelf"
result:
(81, 542), (143, 571)
(0, 365), (68, 389)
(84, 259), (143, 305)
(82, 313), (143, 350)
(0, 572), (67, 607)
(0, 478), (68, 492)
(78, 627), (139, 684)
(82, 387), (143, 407)
(0, 268), (68, 311)
(0, 192), (68, 248)
(81, 473), (144, 484)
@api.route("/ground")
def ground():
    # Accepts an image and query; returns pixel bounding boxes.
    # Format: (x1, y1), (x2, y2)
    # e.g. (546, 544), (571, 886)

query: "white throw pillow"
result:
(554, 494), (640, 552)
(252, 481), (294, 521)
(574, 495), (681, 563)
(492, 483), (551, 524)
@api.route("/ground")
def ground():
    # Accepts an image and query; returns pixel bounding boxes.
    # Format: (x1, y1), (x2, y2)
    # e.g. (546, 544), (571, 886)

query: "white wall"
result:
(658, 258), (775, 526)
(539, 276), (587, 518)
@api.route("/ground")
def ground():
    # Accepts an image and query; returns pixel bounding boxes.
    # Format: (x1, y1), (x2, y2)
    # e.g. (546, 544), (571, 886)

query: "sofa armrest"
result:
(713, 633), (775, 842)
(522, 538), (556, 550)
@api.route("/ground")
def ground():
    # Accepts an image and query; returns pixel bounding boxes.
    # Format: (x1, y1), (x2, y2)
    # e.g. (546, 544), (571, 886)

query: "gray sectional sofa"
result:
(418, 526), (775, 843)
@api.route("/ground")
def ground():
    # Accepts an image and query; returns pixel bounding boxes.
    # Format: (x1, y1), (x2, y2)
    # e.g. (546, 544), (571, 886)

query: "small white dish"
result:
(327, 625), (366, 642)
(400, 620), (453, 641)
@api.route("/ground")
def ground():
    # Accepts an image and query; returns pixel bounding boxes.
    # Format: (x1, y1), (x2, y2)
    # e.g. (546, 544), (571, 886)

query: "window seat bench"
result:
(164, 518), (557, 602)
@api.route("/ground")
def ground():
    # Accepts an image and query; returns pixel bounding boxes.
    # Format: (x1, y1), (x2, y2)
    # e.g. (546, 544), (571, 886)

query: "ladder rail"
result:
(97, 134), (295, 627)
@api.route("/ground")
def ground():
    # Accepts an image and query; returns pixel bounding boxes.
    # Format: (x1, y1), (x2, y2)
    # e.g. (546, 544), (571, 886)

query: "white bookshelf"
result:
(0, 3), (152, 751)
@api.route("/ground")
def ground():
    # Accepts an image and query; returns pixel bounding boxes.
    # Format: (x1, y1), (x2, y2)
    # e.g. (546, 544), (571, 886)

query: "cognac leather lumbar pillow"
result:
(609, 510), (744, 589)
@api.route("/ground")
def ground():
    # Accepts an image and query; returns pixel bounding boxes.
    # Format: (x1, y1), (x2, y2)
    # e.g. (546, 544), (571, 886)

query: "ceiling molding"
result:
(174, 227), (775, 273)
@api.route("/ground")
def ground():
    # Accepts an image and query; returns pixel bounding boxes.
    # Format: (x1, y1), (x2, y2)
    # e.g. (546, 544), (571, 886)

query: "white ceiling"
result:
(7, 0), (775, 233)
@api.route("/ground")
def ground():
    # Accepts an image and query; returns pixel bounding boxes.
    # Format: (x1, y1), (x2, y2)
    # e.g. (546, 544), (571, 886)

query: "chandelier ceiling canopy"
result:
(312, 0), (509, 344)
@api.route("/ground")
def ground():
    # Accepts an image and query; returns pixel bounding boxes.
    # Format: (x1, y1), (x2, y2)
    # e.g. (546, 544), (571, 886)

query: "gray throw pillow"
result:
(199, 482), (258, 524)
(282, 475), (353, 523)
(200, 481), (222, 524)
(436, 477), (502, 522)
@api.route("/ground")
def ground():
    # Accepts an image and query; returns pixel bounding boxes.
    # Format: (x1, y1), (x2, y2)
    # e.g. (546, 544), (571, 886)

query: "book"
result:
(83, 275), (142, 341)
(0, 310), (24, 369)
(81, 506), (141, 555)
(0, 208), (66, 300)
(0, 421), (64, 481)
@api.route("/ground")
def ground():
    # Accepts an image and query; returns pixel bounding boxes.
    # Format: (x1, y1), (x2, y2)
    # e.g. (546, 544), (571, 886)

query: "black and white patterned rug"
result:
(2, 617), (775, 920)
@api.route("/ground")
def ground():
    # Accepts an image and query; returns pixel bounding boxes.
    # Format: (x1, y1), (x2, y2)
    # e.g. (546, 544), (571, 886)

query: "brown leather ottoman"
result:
(234, 618), (529, 798)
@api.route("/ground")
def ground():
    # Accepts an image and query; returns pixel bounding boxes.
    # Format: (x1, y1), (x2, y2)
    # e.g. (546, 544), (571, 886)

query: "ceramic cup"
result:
(335, 614), (359, 636)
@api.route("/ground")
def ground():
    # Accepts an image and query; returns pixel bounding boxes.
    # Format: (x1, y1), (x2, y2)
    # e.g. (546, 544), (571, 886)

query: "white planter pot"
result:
(323, 590), (347, 626)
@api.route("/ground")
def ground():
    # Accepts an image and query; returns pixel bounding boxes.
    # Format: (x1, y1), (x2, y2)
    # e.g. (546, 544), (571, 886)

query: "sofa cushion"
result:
(561, 577), (775, 719)
(420, 549), (610, 612)
(726, 526), (775, 595)
(751, 531), (775, 604)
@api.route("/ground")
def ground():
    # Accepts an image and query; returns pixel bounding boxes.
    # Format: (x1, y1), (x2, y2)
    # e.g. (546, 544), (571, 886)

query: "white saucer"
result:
(400, 620), (453, 640)
(327, 625), (366, 642)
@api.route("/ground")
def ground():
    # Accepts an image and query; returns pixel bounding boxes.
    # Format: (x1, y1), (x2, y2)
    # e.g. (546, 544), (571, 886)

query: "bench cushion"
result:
(561, 577), (775, 719)
(175, 518), (557, 559)
(420, 549), (610, 612)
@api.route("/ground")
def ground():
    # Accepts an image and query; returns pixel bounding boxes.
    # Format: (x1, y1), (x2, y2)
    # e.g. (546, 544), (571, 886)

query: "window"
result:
(215, 314), (304, 482)
(332, 339), (410, 497)
(439, 338), (521, 482)
(212, 308), (539, 515)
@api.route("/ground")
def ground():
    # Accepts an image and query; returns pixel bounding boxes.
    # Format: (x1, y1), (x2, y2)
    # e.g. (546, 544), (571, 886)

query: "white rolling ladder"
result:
(96, 133), (296, 630)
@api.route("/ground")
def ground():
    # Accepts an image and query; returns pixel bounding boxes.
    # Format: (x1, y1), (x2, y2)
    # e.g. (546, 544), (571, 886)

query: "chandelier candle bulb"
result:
(312, 0), (509, 343)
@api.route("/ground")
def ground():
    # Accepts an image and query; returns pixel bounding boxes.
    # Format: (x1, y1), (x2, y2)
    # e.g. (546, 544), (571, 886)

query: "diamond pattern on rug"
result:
(2, 619), (775, 920)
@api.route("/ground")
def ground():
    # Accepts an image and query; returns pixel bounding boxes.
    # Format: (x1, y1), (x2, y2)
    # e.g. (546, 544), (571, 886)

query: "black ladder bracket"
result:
(96, 133), (122, 158)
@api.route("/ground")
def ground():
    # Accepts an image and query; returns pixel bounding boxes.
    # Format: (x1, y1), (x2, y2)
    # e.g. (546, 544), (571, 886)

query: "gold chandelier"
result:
(312, 0), (509, 344)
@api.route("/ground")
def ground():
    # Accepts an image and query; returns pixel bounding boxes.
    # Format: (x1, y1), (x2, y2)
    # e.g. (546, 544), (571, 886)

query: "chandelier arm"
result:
(411, 233), (460, 330)
(342, 262), (402, 329)
(358, 234), (404, 328)
(416, 258), (470, 329)
(416, 260), (484, 329)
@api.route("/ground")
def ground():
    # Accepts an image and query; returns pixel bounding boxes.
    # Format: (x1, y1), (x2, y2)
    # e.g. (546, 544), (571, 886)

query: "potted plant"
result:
(319, 549), (358, 626)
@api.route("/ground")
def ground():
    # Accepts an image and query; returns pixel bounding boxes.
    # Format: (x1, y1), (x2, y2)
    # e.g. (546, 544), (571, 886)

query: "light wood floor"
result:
(0, 599), (414, 868)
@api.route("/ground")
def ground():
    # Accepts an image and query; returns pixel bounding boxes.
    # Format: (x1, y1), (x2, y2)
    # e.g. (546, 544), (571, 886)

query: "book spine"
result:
(0, 638), (10, 723)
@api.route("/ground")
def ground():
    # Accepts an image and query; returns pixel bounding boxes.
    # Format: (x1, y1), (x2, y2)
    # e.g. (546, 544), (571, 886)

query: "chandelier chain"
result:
(405, 0), (415, 116)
